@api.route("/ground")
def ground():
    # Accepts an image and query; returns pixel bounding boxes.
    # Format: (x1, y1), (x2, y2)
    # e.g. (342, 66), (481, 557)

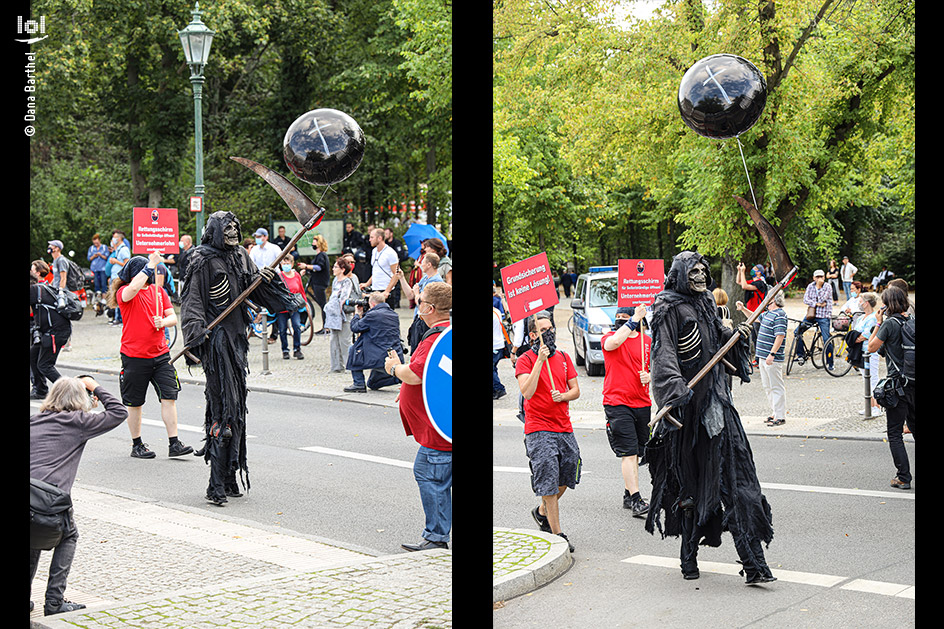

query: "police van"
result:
(570, 266), (619, 376)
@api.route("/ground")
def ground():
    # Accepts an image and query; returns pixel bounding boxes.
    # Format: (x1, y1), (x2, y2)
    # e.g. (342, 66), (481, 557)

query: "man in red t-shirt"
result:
(515, 310), (580, 553)
(384, 282), (452, 552)
(109, 254), (193, 460)
(602, 305), (652, 518)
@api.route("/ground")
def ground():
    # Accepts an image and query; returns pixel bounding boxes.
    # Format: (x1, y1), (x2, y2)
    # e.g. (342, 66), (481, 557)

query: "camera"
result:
(345, 298), (370, 309)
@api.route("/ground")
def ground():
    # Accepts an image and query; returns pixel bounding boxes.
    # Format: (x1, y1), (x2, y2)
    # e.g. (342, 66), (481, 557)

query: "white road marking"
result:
(300, 446), (413, 469)
(760, 481), (914, 501)
(622, 555), (913, 598)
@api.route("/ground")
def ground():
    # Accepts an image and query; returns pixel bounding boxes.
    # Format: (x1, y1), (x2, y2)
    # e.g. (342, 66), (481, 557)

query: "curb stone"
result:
(493, 527), (572, 602)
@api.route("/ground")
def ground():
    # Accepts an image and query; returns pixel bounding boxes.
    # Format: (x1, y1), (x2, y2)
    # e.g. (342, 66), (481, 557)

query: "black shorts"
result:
(120, 353), (180, 407)
(524, 431), (581, 496)
(604, 404), (651, 458)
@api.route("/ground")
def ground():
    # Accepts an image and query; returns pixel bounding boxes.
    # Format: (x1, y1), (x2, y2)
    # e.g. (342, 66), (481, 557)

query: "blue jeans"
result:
(93, 270), (108, 293)
(413, 446), (452, 543)
(351, 368), (398, 390)
(276, 310), (301, 352)
(795, 317), (833, 368)
(843, 281), (853, 301)
(493, 349), (506, 395)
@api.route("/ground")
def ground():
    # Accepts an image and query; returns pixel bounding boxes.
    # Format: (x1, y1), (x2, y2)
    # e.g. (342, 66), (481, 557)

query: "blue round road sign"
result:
(422, 326), (452, 443)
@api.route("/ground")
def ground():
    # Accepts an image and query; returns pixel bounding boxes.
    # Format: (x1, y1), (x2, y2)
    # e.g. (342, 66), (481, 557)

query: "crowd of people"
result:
(30, 218), (454, 617)
(492, 252), (914, 575)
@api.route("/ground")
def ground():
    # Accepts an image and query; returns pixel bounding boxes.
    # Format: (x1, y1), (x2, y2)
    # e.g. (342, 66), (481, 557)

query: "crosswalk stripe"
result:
(621, 555), (913, 597)
(299, 446), (413, 469)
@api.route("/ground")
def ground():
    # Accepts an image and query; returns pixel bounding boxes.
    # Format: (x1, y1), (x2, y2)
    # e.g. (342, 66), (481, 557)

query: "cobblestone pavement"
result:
(32, 300), (453, 627)
(32, 486), (451, 628)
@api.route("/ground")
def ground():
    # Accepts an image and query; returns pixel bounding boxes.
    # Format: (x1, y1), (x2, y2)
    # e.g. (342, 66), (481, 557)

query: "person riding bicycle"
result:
(796, 270), (833, 369)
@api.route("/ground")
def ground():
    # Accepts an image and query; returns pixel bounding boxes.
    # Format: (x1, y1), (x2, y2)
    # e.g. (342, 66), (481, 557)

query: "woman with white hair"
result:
(853, 292), (881, 416)
(30, 376), (128, 616)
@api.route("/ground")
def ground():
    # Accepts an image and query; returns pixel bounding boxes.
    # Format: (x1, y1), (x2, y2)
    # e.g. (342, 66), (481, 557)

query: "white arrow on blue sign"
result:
(422, 325), (452, 443)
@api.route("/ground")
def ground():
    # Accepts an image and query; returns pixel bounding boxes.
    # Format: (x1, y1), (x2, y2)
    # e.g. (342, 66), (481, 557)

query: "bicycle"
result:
(246, 296), (316, 346)
(785, 317), (826, 375)
(822, 332), (853, 377)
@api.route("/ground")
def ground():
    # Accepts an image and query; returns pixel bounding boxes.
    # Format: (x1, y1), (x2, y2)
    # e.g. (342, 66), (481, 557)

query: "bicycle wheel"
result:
(824, 334), (852, 377)
(786, 330), (801, 375)
(298, 298), (315, 346)
(810, 330), (825, 369)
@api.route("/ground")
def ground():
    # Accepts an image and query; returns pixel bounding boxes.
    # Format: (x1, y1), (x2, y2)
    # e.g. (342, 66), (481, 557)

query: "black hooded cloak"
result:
(180, 211), (296, 503)
(644, 251), (774, 581)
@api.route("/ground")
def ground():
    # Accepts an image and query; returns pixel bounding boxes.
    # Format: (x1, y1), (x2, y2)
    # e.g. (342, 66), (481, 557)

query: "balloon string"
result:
(317, 185), (335, 207)
(736, 137), (759, 211)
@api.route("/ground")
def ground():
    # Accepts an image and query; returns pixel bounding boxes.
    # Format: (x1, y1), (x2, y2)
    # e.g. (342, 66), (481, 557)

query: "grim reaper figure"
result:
(181, 211), (297, 505)
(645, 251), (776, 584)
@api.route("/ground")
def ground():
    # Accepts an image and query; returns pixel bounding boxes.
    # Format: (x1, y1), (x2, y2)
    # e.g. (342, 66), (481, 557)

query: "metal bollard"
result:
(260, 320), (272, 375)
(863, 350), (871, 418)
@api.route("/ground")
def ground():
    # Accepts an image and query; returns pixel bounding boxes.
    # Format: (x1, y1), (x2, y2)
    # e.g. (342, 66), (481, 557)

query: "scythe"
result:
(649, 196), (798, 429)
(170, 157), (325, 365)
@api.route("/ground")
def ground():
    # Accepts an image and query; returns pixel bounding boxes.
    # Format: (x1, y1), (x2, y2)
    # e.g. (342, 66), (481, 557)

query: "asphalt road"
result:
(492, 423), (916, 627)
(34, 367), (432, 557)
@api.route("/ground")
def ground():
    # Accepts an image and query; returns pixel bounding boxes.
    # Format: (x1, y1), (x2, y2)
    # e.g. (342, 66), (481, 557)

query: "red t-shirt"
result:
(601, 330), (652, 408)
(515, 349), (577, 434)
(117, 284), (173, 358)
(278, 271), (306, 312)
(399, 321), (452, 451)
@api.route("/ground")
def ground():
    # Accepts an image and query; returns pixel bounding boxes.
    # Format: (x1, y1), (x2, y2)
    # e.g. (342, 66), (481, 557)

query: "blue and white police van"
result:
(570, 266), (620, 376)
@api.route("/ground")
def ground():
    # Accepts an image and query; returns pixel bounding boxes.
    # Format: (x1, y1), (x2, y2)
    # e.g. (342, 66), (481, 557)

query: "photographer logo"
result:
(16, 16), (48, 44)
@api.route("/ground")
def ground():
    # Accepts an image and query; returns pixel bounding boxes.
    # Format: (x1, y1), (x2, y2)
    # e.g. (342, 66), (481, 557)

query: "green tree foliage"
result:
(30, 0), (452, 263)
(494, 0), (914, 287)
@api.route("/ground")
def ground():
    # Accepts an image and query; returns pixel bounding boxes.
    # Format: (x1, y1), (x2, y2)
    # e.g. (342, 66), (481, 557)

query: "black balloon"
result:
(678, 54), (767, 140)
(283, 108), (366, 186)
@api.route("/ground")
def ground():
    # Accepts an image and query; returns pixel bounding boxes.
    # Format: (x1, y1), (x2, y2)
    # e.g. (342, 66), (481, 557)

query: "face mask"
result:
(613, 318), (628, 330)
(531, 328), (557, 356)
(255, 238), (263, 246)
(281, 265), (292, 273)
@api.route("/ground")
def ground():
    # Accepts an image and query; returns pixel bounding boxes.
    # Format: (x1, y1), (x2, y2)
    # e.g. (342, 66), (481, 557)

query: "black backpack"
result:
(30, 477), (73, 550)
(63, 258), (84, 292)
(887, 315), (915, 382)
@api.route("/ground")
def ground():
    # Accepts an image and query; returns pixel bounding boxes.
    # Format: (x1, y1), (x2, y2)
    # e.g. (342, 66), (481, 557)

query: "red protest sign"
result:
(132, 207), (179, 254)
(617, 259), (665, 307)
(500, 252), (559, 323)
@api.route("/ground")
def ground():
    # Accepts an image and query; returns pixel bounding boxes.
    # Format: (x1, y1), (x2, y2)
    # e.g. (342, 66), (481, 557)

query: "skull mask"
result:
(688, 262), (708, 293)
(223, 220), (241, 248)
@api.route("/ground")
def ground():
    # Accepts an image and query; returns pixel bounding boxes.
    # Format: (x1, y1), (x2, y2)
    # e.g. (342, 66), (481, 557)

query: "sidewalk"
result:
(33, 304), (453, 627)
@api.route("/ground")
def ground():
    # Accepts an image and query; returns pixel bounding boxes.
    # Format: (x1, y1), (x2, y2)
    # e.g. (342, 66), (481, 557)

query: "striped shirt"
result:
(755, 307), (787, 362)
(803, 282), (833, 319)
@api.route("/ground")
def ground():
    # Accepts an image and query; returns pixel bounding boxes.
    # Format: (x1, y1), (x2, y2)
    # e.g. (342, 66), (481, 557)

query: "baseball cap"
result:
(47, 240), (64, 250)
(813, 269), (825, 277)
(254, 228), (268, 237)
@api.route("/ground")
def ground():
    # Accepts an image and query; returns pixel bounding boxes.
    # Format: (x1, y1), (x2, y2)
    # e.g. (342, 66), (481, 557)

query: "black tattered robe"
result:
(644, 251), (774, 578)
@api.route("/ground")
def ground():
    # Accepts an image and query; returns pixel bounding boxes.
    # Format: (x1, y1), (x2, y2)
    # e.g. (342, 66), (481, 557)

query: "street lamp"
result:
(178, 2), (215, 240)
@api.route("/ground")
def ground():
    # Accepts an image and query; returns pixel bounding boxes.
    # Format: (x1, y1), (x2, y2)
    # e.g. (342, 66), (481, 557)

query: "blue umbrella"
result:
(403, 223), (449, 259)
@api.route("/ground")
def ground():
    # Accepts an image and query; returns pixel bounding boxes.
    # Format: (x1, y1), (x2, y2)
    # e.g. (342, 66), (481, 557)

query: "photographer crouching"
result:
(344, 291), (404, 393)
(30, 376), (128, 616)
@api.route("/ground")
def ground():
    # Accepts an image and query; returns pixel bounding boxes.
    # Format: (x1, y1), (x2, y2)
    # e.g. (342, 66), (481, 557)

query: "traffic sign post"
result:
(422, 326), (452, 444)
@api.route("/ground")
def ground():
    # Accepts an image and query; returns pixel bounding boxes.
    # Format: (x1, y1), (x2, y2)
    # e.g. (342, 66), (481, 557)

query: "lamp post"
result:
(178, 2), (215, 240)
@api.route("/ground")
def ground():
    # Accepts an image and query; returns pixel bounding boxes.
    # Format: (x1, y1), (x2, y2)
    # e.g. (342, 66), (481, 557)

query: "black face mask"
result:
(531, 329), (557, 356)
(613, 318), (628, 330)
